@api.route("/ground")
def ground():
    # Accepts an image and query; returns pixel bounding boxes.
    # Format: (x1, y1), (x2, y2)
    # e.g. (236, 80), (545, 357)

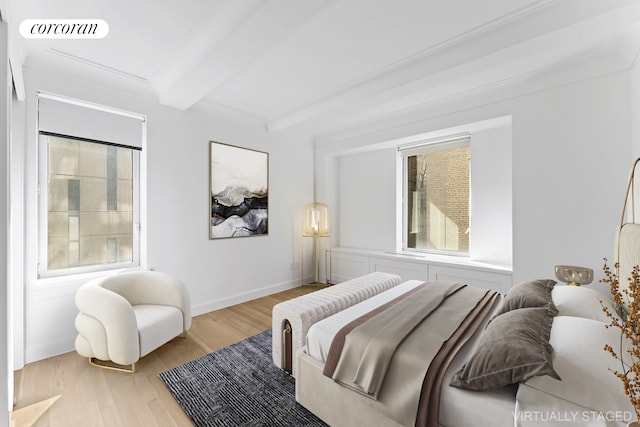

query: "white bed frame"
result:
(296, 347), (403, 427)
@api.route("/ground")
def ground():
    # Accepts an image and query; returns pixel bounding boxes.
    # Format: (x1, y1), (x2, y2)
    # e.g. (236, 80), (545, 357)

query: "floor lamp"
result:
(302, 202), (331, 284)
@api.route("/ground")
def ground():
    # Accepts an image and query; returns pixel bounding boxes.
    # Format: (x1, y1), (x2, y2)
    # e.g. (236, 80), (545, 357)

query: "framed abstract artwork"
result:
(209, 142), (269, 239)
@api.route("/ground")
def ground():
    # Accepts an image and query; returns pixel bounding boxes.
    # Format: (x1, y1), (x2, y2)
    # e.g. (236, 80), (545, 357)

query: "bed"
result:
(295, 278), (636, 427)
(293, 158), (640, 427)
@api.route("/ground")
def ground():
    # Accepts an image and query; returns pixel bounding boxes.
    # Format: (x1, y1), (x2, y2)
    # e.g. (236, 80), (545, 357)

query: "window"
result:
(38, 93), (144, 277)
(401, 135), (470, 255)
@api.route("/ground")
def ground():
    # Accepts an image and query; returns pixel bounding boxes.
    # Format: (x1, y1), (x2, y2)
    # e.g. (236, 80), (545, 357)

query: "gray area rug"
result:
(159, 329), (328, 426)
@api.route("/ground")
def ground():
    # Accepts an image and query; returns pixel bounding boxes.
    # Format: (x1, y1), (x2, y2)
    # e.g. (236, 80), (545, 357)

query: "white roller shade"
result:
(38, 93), (144, 149)
(398, 133), (470, 157)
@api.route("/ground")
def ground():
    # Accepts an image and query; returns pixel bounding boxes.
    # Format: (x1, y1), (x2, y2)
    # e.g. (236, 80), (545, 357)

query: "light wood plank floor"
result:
(12, 285), (321, 427)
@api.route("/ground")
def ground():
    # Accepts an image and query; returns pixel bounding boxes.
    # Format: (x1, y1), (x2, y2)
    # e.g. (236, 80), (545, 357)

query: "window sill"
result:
(31, 267), (145, 298)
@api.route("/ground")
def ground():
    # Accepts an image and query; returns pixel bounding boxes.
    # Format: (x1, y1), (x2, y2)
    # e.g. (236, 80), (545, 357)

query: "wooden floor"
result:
(11, 285), (321, 427)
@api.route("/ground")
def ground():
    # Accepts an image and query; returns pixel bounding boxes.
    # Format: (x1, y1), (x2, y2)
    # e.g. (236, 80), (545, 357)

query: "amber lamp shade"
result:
(302, 203), (330, 236)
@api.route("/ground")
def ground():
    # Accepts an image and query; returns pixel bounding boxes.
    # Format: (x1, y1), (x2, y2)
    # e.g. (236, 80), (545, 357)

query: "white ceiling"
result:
(4, 0), (640, 137)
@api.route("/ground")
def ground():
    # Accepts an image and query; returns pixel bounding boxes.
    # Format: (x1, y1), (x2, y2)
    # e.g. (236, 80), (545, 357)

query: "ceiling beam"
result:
(153, 0), (328, 111)
(266, 0), (640, 133)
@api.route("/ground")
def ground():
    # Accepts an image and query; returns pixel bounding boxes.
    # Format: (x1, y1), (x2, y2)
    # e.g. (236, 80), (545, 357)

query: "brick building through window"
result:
(404, 140), (469, 254)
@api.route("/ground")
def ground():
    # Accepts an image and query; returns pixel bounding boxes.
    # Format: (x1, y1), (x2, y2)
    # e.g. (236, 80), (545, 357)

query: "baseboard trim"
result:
(25, 338), (76, 365)
(191, 279), (301, 317)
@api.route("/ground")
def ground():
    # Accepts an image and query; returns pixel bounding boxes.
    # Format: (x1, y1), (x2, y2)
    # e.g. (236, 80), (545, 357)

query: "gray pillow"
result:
(495, 279), (556, 316)
(450, 305), (560, 391)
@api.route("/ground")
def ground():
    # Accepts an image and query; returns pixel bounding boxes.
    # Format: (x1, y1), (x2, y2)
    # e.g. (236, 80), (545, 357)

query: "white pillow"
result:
(520, 316), (634, 418)
(551, 285), (620, 322)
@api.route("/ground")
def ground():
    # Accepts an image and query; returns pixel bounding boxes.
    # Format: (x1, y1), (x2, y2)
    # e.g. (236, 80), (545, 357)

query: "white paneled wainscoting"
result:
(328, 247), (512, 294)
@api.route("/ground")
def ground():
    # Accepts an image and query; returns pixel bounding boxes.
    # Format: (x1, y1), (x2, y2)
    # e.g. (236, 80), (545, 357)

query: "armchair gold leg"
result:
(89, 358), (136, 374)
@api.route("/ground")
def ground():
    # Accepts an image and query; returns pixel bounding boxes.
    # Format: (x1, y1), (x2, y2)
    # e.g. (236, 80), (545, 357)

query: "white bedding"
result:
(515, 316), (635, 427)
(305, 279), (517, 427)
(303, 280), (635, 427)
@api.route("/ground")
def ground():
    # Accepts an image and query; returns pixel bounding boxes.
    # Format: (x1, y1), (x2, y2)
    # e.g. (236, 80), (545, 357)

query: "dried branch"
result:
(601, 259), (640, 420)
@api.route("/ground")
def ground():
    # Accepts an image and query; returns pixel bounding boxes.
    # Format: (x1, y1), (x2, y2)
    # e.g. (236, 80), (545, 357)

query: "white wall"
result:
(332, 121), (512, 267)
(1, 20), (10, 427)
(16, 66), (314, 363)
(338, 148), (397, 251)
(511, 72), (630, 286)
(318, 69), (631, 290)
(9, 95), (24, 371)
(469, 125), (512, 266)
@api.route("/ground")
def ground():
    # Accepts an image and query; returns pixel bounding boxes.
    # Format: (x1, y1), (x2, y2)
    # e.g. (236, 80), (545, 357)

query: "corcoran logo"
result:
(19, 19), (109, 39)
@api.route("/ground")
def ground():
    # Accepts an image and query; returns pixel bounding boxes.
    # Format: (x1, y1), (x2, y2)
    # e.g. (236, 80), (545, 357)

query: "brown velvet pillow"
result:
(450, 305), (560, 391)
(495, 279), (556, 316)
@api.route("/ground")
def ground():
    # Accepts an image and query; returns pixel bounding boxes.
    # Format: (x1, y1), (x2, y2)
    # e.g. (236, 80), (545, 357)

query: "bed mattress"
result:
(305, 279), (516, 427)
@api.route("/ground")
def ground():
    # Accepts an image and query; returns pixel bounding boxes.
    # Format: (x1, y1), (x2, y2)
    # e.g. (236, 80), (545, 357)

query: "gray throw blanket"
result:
(323, 281), (498, 427)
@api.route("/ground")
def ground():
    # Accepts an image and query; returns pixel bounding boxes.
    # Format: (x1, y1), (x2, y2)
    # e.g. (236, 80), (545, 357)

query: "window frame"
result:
(37, 97), (144, 278)
(400, 134), (471, 257)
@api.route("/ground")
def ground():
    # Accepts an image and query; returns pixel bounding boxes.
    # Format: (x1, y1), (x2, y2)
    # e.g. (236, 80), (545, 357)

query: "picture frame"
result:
(209, 141), (269, 239)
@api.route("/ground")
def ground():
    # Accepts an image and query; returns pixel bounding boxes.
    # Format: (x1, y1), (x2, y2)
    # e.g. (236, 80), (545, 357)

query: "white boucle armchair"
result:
(74, 271), (191, 373)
